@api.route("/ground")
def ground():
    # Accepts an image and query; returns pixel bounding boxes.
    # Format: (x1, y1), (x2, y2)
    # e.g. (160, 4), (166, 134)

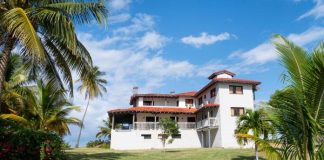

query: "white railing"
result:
(177, 122), (196, 129)
(133, 122), (196, 130)
(134, 122), (156, 130)
(197, 117), (219, 129)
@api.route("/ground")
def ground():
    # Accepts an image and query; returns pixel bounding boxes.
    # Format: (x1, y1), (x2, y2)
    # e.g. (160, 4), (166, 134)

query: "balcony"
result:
(132, 122), (196, 130)
(196, 117), (219, 129)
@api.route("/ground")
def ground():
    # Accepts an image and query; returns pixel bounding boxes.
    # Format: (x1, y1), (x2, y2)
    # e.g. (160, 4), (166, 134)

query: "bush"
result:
(0, 119), (66, 160)
(62, 141), (71, 150)
(86, 139), (110, 149)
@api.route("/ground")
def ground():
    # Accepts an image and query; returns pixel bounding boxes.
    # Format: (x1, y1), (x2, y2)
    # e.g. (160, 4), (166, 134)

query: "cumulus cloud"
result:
(109, 0), (131, 11)
(181, 32), (231, 48)
(229, 27), (324, 66)
(137, 31), (170, 50)
(113, 13), (155, 35)
(298, 0), (324, 20)
(109, 13), (131, 24)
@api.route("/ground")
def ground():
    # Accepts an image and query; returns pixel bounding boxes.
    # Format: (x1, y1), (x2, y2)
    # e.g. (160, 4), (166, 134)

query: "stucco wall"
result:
(218, 83), (254, 148)
(111, 129), (201, 150)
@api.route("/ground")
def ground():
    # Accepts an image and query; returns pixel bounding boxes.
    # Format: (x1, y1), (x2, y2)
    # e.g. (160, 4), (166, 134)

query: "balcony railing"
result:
(132, 122), (196, 130)
(196, 117), (219, 129)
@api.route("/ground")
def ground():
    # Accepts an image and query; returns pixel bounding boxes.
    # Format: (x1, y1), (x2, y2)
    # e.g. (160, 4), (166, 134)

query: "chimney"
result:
(170, 90), (175, 94)
(133, 86), (139, 95)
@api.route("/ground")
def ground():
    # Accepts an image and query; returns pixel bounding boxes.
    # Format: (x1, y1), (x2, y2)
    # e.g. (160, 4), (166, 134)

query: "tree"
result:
(96, 118), (111, 140)
(265, 35), (324, 160)
(75, 66), (107, 148)
(27, 80), (82, 136)
(0, 0), (107, 98)
(159, 118), (180, 150)
(235, 109), (274, 160)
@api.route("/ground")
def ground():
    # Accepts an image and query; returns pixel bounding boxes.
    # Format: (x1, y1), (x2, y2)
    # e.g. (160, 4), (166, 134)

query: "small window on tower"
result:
(143, 101), (153, 106)
(229, 85), (243, 94)
(210, 88), (216, 97)
(231, 107), (245, 116)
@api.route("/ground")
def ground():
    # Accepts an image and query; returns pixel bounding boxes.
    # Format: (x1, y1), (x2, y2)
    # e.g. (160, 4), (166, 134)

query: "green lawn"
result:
(65, 148), (266, 160)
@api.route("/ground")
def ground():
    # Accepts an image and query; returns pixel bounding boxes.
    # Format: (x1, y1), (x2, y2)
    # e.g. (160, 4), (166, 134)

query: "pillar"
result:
(112, 114), (115, 129)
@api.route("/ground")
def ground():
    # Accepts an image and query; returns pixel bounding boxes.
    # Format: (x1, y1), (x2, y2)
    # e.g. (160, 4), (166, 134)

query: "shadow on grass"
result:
(67, 152), (136, 160)
(164, 150), (181, 153)
(231, 156), (266, 160)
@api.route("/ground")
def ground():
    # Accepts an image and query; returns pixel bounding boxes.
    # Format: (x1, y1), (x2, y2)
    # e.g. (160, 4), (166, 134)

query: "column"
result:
(132, 114), (135, 130)
(208, 129), (211, 148)
(154, 114), (157, 130)
(112, 114), (115, 129)
(202, 131), (204, 148)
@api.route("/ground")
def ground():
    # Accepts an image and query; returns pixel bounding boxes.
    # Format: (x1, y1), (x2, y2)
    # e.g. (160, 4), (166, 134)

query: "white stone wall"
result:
(195, 84), (219, 108)
(218, 83), (255, 148)
(111, 129), (201, 150)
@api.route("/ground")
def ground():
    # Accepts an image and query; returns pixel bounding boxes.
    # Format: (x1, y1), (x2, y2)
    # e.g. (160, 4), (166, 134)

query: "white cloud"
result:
(137, 31), (170, 50)
(113, 13), (155, 35)
(109, 13), (131, 24)
(181, 32), (231, 48)
(230, 27), (324, 66)
(109, 0), (131, 11)
(298, 0), (324, 20)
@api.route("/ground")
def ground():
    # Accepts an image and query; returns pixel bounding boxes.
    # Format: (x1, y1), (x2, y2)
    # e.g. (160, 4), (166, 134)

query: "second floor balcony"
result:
(114, 117), (219, 131)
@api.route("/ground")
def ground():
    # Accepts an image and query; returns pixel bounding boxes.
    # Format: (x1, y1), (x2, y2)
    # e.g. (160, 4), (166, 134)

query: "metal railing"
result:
(132, 122), (196, 130)
(196, 117), (219, 129)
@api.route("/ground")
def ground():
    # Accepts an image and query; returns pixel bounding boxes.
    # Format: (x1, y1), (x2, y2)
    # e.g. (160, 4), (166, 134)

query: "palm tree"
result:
(96, 118), (111, 140)
(235, 109), (274, 160)
(265, 35), (324, 160)
(27, 80), (82, 136)
(0, 0), (107, 97)
(75, 66), (107, 148)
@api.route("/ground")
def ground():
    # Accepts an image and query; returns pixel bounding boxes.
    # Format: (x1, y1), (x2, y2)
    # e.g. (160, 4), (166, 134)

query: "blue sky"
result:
(65, 0), (324, 147)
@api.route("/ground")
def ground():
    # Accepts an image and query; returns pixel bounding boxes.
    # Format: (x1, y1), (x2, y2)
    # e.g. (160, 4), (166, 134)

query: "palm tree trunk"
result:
(0, 39), (15, 111)
(75, 98), (90, 148)
(255, 143), (259, 160)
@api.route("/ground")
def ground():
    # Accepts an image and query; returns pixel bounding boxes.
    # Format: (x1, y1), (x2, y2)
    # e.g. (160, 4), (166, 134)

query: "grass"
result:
(65, 148), (266, 160)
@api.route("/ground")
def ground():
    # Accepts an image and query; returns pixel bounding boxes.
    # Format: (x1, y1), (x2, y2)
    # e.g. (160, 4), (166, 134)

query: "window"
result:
(143, 101), (153, 106)
(141, 134), (151, 139)
(198, 97), (203, 105)
(187, 117), (196, 122)
(172, 134), (181, 139)
(146, 117), (155, 122)
(185, 99), (193, 106)
(176, 100), (179, 106)
(170, 117), (179, 122)
(229, 85), (243, 94)
(210, 88), (216, 97)
(203, 95), (207, 99)
(231, 107), (245, 116)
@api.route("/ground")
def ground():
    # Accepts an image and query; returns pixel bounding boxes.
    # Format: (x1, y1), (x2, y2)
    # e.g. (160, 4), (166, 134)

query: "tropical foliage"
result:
(0, 0), (107, 97)
(159, 118), (180, 149)
(235, 35), (324, 160)
(76, 66), (107, 147)
(235, 109), (274, 160)
(96, 118), (111, 140)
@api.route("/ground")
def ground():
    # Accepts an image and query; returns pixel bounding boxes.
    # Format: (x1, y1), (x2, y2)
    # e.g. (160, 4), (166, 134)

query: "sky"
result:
(64, 0), (324, 147)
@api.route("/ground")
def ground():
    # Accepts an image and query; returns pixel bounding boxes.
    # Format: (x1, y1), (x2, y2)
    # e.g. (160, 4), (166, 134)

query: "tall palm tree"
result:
(96, 118), (111, 140)
(27, 80), (82, 136)
(0, 0), (107, 97)
(235, 109), (274, 160)
(75, 66), (107, 148)
(266, 35), (324, 160)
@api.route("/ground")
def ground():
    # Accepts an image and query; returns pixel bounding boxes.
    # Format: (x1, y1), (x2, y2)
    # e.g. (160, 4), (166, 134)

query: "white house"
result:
(108, 70), (260, 150)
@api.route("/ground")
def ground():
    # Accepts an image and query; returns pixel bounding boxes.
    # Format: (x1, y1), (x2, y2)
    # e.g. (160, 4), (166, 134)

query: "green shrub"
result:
(0, 119), (66, 160)
(86, 139), (110, 149)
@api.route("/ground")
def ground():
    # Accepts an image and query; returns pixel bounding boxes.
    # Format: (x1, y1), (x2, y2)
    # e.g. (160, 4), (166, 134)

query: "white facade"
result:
(108, 70), (259, 150)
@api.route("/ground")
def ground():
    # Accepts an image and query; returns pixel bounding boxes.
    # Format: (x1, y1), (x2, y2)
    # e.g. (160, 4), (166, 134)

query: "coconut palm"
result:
(27, 80), (82, 136)
(96, 118), (111, 140)
(265, 35), (324, 160)
(75, 66), (107, 148)
(0, 0), (107, 97)
(235, 109), (274, 160)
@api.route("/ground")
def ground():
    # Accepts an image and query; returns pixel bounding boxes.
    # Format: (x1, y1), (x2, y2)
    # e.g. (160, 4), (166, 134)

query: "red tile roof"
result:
(108, 104), (219, 114)
(109, 106), (197, 114)
(195, 78), (261, 97)
(130, 91), (196, 105)
(208, 70), (236, 79)
(175, 91), (197, 97)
